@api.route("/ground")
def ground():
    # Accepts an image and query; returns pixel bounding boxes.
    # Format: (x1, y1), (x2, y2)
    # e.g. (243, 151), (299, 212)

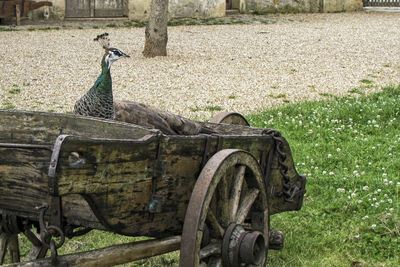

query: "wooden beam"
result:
(5, 235), (181, 267)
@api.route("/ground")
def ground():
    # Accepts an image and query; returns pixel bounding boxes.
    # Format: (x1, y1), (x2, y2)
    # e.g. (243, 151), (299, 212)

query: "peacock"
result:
(74, 33), (213, 135)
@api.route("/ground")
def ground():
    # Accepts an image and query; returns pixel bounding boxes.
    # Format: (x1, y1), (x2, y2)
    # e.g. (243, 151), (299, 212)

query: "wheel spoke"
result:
(216, 172), (230, 226)
(8, 234), (20, 263)
(229, 165), (246, 222)
(199, 242), (221, 260)
(0, 233), (7, 265)
(236, 188), (260, 224)
(206, 210), (225, 238)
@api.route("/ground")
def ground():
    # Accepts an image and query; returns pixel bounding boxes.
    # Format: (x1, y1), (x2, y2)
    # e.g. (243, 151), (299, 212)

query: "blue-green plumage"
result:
(74, 49), (127, 119)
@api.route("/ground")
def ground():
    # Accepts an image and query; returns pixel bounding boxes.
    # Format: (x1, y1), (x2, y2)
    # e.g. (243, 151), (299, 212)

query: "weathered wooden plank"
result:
(0, 147), (50, 218)
(0, 110), (156, 145)
(5, 235), (181, 267)
(62, 194), (104, 230)
(0, 1), (52, 18)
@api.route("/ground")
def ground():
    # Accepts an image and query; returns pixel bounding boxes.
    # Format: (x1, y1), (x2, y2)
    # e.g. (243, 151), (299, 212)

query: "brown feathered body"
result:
(114, 100), (212, 135)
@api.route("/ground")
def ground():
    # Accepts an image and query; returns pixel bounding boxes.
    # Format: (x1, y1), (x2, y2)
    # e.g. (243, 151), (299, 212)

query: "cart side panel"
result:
(0, 147), (50, 219)
(0, 146), (104, 229)
(56, 136), (188, 237)
(56, 135), (276, 237)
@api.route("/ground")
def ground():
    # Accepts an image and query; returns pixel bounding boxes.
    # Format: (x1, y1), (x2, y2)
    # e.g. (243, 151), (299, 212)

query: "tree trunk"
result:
(142, 0), (169, 57)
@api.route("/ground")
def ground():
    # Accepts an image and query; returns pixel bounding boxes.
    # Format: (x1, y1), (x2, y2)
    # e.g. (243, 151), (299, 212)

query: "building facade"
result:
(36, 0), (363, 21)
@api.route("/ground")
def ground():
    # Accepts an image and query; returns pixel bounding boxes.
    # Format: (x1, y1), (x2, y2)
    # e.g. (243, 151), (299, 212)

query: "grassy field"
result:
(5, 85), (400, 266)
(247, 85), (400, 266)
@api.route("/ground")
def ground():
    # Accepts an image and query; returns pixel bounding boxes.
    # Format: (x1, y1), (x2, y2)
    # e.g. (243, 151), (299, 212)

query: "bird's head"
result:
(94, 33), (130, 69)
(103, 48), (130, 69)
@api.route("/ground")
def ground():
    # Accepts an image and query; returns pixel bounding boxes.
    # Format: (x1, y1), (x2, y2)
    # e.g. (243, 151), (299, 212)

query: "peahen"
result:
(74, 33), (213, 135)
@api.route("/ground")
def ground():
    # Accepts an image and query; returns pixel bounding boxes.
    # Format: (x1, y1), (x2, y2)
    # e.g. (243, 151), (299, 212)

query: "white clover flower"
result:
(371, 224), (377, 229)
(388, 199), (393, 204)
(357, 200), (363, 204)
(336, 148), (341, 152)
(337, 188), (346, 193)
(315, 143), (319, 147)
(372, 146), (376, 150)
(322, 171), (327, 175)
(386, 213), (392, 216)
(383, 173), (387, 177)
(328, 154), (332, 158)
(384, 179), (388, 184)
(363, 186), (369, 191)
(377, 189), (382, 193)
(389, 181), (393, 185)
(329, 172), (335, 176)
(354, 234), (360, 239)
(374, 202), (380, 208)
(362, 215), (369, 220)
(351, 193), (357, 198)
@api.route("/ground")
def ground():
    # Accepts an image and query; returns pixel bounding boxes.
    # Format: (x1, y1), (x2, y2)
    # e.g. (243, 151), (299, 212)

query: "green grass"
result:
(360, 79), (374, 85)
(8, 87), (21, 94)
(247, 85), (400, 266)
(2, 85), (399, 266)
(0, 27), (19, 31)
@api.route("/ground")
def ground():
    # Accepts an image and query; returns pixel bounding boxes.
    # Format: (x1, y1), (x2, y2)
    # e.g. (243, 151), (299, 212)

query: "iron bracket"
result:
(149, 135), (167, 214)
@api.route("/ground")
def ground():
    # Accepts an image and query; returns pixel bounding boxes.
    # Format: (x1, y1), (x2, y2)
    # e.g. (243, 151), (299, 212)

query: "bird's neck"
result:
(92, 57), (113, 96)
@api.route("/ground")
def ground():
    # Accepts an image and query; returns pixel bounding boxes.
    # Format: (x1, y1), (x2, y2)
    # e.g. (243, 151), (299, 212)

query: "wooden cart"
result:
(0, 0), (52, 25)
(0, 110), (306, 266)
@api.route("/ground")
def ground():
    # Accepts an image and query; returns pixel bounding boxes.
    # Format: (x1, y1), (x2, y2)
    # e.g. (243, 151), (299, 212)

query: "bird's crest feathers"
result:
(94, 33), (110, 50)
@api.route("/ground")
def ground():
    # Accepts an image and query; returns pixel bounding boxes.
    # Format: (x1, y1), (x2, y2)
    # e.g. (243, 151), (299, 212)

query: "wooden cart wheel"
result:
(210, 112), (250, 126)
(180, 149), (269, 267)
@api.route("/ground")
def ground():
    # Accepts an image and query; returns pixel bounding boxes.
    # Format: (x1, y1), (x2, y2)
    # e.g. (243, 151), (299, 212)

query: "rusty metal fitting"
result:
(222, 223), (266, 267)
(238, 231), (265, 265)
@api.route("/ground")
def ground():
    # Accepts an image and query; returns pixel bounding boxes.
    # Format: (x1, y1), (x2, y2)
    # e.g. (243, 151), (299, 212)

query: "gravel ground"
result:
(1, 12), (400, 120)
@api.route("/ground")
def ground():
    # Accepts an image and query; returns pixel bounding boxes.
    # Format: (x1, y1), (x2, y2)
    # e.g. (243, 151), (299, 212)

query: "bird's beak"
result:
(123, 52), (130, 58)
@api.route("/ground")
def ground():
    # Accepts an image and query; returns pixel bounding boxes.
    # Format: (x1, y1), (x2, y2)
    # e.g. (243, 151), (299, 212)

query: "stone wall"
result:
(129, 0), (225, 20)
(29, 0), (363, 22)
(246, 0), (362, 13)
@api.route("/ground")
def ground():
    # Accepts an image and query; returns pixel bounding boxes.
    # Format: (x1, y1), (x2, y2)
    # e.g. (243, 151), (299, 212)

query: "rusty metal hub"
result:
(222, 223), (266, 267)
